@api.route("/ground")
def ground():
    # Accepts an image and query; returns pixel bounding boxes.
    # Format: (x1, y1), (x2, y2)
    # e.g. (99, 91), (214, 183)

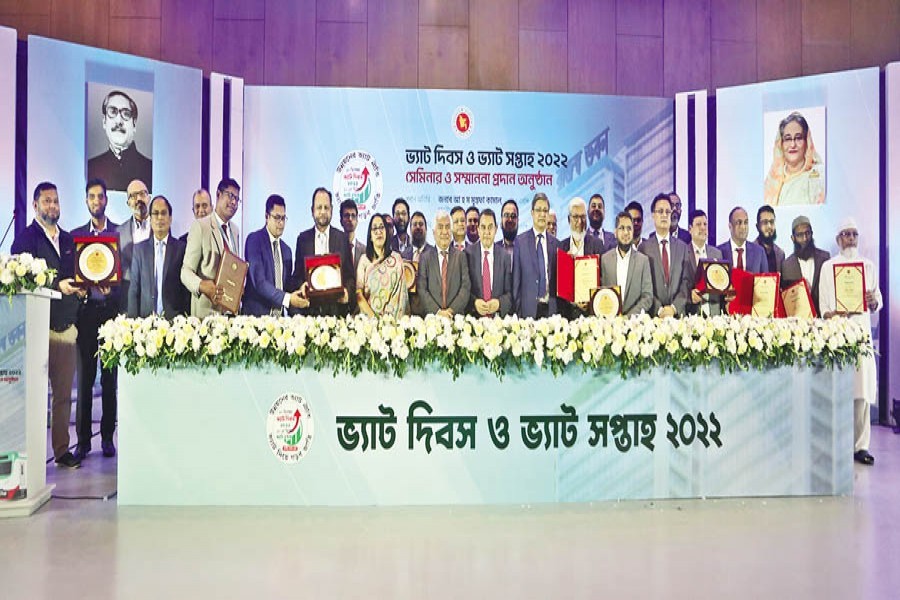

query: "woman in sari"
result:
(763, 111), (825, 206)
(356, 213), (409, 318)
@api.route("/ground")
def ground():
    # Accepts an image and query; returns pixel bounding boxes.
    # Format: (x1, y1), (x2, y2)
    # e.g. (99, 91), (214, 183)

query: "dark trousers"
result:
(75, 300), (118, 447)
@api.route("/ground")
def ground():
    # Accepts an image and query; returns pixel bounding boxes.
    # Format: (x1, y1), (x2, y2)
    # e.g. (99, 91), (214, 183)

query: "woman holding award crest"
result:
(356, 213), (409, 318)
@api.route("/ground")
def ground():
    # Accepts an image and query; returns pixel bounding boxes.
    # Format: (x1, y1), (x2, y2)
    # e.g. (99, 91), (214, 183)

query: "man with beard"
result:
(667, 192), (692, 244)
(12, 182), (86, 468)
(465, 206), (480, 245)
(292, 187), (355, 316)
(402, 211), (433, 262)
(780, 216), (829, 315)
(546, 209), (558, 238)
(587, 193), (616, 251)
(624, 201), (645, 248)
(497, 199), (519, 262)
(818, 218), (882, 465)
(117, 179), (152, 310)
(600, 212), (653, 315)
(181, 178), (243, 318)
(72, 179), (120, 460)
(339, 199), (365, 271)
(87, 90), (152, 191)
(390, 198), (411, 255)
(558, 197), (604, 318)
(754, 205), (785, 273)
(450, 206), (467, 251)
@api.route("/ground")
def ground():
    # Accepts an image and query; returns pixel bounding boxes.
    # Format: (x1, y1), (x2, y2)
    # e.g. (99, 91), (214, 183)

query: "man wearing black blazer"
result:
(559, 197), (605, 319)
(465, 209), (512, 317)
(127, 195), (189, 319)
(293, 187), (355, 316)
(513, 193), (559, 318)
(416, 210), (471, 317)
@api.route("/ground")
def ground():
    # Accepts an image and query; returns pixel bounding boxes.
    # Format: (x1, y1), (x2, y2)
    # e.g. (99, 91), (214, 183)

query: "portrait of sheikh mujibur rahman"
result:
(87, 89), (153, 192)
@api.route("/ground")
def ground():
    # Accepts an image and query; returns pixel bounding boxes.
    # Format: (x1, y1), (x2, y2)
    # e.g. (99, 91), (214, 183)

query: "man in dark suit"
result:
(558, 197), (605, 318)
(754, 205), (786, 273)
(127, 195), (190, 319)
(638, 193), (693, 317)
(86, 90), (152, 192)
(684, 209), (725, 316)
(717, 206), (767, 273)
(780, 215), (830, 316)
(390, 197), (411, 255)
(402, 211), (433, 316)
(339, 199), (366, 272)
(293, 187), (355, 316)
(466, 209), (512, 317)
(12, 182), (86, 469)
(72, 179), (121, 460)
(667, 192), (693, 245)
(242, 195), (308, 316)
(600, 212), (653, 315)
(587, 193), (616, 251)
(416, 210), (470, 317)
(513, 193), (558, 318)
(116, 178), (152, 312)
(496, 199), (519, 262)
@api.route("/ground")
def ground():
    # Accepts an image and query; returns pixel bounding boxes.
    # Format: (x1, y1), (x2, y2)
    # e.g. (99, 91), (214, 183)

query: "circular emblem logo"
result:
(267, 393), (315, 463)
(333, 150), (383, 221)
(453, 106), (473, 139)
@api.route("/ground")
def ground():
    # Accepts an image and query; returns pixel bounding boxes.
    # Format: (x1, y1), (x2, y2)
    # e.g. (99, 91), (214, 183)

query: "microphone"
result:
(0, 210), (16, 249)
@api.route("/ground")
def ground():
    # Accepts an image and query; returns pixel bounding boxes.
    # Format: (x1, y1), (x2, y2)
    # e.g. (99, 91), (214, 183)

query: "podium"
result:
(0, 289), (58, 517)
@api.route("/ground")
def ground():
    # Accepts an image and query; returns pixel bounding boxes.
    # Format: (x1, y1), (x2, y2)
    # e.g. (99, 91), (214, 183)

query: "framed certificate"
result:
(74, 234), (122, 287)
(402, 260), (418, 293)
(214, 248), (248, 315)
(751, 273), (780, 317)
(833, 262), (867, 314)
(305, 253), (344, 301)
(695, 259), (731, 295)
(781, 280), (816, 318)
(591, 286), (622, 317)
(556, 249), (599, 304)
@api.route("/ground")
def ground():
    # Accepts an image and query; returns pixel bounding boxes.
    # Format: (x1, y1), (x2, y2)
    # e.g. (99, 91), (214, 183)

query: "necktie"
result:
(440, 251), (449, 309)
(273, 240), (283, 291)
(536, 234), (546, 299)
(221, 224), (231, 251)
(155, 240), (164, 316)
(736, 248), (744, 270)
(661, 240), (670, 285)
(482, 251), (492, 301)
(695, 248), (702, 266)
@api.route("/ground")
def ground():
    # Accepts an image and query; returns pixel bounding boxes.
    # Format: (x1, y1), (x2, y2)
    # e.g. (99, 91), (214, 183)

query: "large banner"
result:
(244, 88), (673, 245)
(26, 37), (202, 236)
(0, 27), (15, 254)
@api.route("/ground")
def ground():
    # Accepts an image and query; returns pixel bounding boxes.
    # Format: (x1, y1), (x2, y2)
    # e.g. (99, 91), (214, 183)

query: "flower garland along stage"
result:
(1, 253), (56, 300)
(98, 313), (870, 380)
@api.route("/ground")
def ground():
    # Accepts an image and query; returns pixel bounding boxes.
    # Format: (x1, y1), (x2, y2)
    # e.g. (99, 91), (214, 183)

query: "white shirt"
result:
(132, 217), (151, 245)
(213, 212), (237, 253)
(729, 240), (747, 269)
(37, 220), (60, 257)
(616, 246), (631, 293)
(533, 228), (549, 302)
(315, 228), (328, 255)
(568, 234), (585, 257)
(90, 218), (109, 235)
(692, 242), (707, 265)
(268, 230), (290, 309)
(798, 257), (815, 288)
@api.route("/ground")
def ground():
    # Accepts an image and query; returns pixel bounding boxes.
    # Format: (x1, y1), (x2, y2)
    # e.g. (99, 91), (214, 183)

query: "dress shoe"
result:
(854, 450), (875, 465)
(55, 452), (82, 469)
(101, 440), (116, 458)
(72, 445), (90, 461)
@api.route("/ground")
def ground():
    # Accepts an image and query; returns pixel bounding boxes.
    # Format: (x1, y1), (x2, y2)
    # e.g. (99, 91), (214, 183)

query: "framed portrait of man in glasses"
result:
(86, 82), (154, 192)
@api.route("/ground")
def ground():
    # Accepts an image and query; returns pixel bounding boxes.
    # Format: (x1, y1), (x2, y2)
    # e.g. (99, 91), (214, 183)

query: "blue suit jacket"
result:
(243, 228), (294, 316)
(126, 235), (189, 319)
(512, 229), (558, 318)
(716, 240), (767, 274)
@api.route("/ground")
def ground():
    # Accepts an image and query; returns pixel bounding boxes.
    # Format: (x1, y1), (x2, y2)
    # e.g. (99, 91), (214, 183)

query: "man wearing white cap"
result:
(818, 218), (881, 465)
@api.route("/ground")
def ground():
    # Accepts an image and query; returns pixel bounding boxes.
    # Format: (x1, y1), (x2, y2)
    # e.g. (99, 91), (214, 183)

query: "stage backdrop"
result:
(0, 27), (15, 254)
(26, 36), (202, 237)
(243, 88), (673, 246)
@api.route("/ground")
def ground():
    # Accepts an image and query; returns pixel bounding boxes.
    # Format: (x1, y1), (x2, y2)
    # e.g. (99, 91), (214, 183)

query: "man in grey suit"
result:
(128, 195), (189, 319)
(600, 212), (653, 316)
(638, 193), (692, 317)
(754, 205), (785, 273)
(181, 177), (242, 318)
(717, 206), (767, 273)
(587, 193), (616, 251)
(559, 197), (605, 319)
(116, 178), (152, 312)
(466, 209), (512, 317)
(684, 209), (725, 316)
(513, 193), (558, 318)
(780, 215), (830, 316)
(339, 199), (366, 272)
(416, 210), (470, 317)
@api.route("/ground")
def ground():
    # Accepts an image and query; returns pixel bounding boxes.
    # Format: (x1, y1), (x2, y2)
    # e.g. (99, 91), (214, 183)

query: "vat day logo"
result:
(267, 393), (315, 463)
(333, 150), (383, 221)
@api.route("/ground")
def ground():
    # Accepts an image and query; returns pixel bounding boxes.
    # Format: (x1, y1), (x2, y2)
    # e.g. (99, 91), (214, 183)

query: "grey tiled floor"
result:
(1, 425), (898, 599)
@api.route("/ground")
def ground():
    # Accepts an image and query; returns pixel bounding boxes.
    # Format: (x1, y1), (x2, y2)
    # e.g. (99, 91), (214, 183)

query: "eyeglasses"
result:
(105, 106), (133, 120)
(221, 190), (240, 204)
(654, 209), (672, 216)
(371, 225), (386, 233)
(781, 134), (806, 144)
(128, 190), (148, 201)
(150, 210), (170, 218)
(502, 212), (517, 219)
(839, 230), (859, 238)
(267, 214), (287, 223)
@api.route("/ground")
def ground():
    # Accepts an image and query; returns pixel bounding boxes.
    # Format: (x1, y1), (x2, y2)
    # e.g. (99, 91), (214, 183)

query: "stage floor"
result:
(0, 424), (898, 599)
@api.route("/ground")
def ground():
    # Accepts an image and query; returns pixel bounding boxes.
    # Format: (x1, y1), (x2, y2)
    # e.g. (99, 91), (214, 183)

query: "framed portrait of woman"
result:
(762, 107), (826, 207)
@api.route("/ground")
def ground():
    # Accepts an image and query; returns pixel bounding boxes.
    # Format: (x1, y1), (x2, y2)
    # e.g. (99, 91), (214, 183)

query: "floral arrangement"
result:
(98, 313), (870, 380)
(0, 253), (56, 300)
